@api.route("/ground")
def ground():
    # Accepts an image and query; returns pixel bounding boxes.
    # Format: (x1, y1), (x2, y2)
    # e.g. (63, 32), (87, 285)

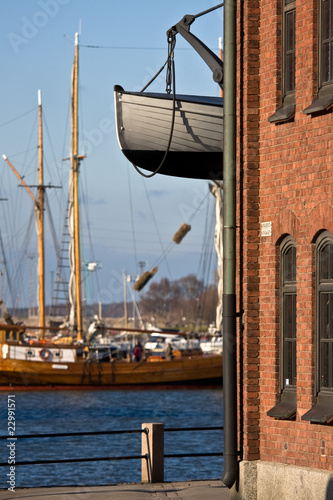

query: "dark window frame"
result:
(282, 0), (296, 103)
(303, 0), (333, 114)
(280, 237), (297, 392)
(315, 232), (333, 394)
(319, 0), (333, 92)
(268, 0), (296, 123)
(267, 236), (297, 419)
(302, 231), (333, 423)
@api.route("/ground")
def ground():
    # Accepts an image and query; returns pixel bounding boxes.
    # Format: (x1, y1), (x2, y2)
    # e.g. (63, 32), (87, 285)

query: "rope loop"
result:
(132, 32), (177, 178)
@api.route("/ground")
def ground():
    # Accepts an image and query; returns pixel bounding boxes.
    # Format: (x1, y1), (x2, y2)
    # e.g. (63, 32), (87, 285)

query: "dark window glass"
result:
(285, 10), (296, 93)
(283, 1), (296, 98)
(284, 246), (296, 282)
(320, 0), (333, 86)
(320, 293), (330, 339)
(283, 294), (296, 385)
(319, 242), (333, 280)
(320, 342), (329, 387)
(281, 238), (297, 390)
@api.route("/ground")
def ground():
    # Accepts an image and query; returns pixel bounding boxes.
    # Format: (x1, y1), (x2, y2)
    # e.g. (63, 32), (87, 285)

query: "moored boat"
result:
(144, 331), (200, 356)
(0, 325), (222, 387)
(200, 335), (223, 355)
(114, 86), (223, 179)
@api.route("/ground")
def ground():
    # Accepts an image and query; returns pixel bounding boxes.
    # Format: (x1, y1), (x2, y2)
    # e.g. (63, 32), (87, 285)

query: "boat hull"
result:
(0, 354), (223, 387)
(114, 86), (223, 179)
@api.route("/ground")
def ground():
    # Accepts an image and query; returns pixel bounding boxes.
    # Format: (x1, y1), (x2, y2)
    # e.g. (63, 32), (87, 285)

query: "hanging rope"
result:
(127, 166), (139, 271)
(141, 177), (173, 280)
(140, 59), (169, 93)
(131, 32), (177, 178)
(151, 189), (212, 270)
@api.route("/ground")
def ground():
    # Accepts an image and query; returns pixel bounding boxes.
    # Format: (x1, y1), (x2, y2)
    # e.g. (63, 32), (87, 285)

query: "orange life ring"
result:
(39, 348), (50, 360)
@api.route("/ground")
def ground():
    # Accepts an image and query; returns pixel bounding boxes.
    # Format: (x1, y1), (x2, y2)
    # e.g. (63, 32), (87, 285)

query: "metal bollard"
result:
(141, 423), (164, 483)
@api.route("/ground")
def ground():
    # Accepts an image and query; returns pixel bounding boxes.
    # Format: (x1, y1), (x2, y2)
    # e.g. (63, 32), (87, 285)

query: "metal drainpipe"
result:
(221, 0), (238, 490)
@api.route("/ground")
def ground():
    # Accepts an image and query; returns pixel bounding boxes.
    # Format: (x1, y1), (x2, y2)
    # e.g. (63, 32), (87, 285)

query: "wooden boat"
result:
(114, 85), (223, 179)
(0, 326), (222, 387)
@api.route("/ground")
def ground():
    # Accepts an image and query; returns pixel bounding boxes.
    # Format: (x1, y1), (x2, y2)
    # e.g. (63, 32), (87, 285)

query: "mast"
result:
(69, 32), (84, 340)
(37, 89), (45, 332)
(2, 89), (46, 334)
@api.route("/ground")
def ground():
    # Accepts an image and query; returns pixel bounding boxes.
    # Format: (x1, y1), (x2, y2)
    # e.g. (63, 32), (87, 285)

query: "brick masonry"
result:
(236, 0), (333, 472)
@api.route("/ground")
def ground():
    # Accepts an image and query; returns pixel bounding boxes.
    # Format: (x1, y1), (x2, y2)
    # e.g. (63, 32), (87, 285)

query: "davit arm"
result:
(167, 14), (223, 89)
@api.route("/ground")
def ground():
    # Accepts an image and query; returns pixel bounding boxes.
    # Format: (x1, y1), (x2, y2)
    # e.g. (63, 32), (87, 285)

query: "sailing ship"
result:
(0, 34), (223, 388)
(114, 86), (223, 179)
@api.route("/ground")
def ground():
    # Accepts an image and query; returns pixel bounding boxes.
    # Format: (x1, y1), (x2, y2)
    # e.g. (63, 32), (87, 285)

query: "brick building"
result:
(232, 0), (333, 498)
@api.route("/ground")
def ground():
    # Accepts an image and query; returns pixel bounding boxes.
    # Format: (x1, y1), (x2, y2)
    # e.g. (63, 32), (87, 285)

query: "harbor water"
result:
(0, 387), (223, 488)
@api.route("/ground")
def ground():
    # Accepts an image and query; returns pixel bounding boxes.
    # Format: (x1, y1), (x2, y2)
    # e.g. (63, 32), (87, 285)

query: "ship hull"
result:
(114, 86), (223, 179)
(0, 354), (223, 387)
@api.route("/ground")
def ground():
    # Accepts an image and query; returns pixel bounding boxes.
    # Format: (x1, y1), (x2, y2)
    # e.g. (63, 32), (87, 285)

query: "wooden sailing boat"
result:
(0, 33), (222, 387)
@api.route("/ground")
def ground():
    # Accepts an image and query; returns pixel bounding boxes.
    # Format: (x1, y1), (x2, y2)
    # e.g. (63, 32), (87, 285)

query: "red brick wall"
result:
(237, 0), (333, 470)
(236, 0), (261, 462)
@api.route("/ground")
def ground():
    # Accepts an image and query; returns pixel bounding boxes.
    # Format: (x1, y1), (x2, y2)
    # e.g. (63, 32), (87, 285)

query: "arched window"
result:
(317, 232), (333, 391)
(302, 231), (333, 423)
(267, 236), (296, 419)
(281, 236), (297, 391)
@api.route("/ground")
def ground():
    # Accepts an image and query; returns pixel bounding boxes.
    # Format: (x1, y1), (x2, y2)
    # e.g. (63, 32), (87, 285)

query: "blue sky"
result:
(0, 0), (223, 309)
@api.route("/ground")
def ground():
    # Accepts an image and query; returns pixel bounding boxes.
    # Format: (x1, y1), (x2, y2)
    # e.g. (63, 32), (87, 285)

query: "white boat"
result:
(200, 335), (223, 355)
(114, 86), (223, 179)
(144, 332), (200, 355)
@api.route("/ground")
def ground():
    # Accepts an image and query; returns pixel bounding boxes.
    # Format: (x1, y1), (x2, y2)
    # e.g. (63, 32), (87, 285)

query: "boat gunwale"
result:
(114, 85), (223, 107)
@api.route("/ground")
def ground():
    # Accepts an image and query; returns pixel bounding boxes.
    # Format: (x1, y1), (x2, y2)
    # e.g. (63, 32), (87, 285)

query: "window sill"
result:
(267, 400), (296, 420)
(301, 404), (333, 424)
(268, 103), (295, 123)
(303, 94), (333, 115)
